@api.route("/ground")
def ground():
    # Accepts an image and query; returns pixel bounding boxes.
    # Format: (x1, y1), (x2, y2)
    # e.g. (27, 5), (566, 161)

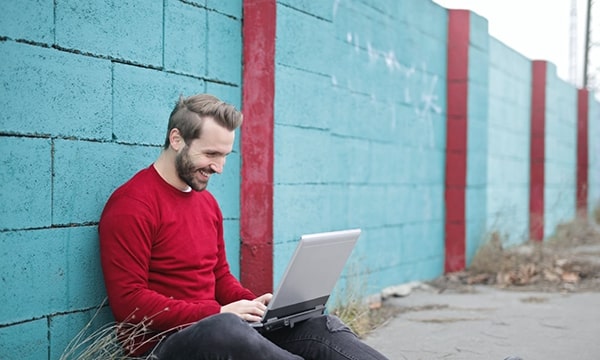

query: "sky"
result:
(432, 0), (595, 88)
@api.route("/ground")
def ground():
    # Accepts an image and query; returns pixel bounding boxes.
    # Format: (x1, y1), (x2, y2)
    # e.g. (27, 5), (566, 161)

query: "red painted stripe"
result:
(241, 0), (276, 295)
(577, 89), (589, 215)
(529, 61), (547, 241)
(444, 10), (470, 273)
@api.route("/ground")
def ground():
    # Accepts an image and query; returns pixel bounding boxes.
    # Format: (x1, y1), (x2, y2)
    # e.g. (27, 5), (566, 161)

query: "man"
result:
(99, 94), (389, 359)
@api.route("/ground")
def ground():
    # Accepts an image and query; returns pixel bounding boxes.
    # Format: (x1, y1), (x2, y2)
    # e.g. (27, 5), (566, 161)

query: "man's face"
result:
(175, 117), (235, 192)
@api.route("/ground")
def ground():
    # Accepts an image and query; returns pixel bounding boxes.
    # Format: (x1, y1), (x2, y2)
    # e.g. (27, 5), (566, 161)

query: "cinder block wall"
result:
(272, 0), (449, 295)
(465, 13), (490, 264)
(590, 96), (600, 216)
(544, 64), (578, 235)
(0, 1), (243, 358)
(486, 38), (532, 246)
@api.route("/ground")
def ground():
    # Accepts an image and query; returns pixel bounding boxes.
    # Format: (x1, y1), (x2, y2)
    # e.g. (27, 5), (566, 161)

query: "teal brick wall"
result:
(486, 38), (532, 247)
(544, 64), (578, 236)
(0, 1), (54, 45)
(273, 0), (448, 296)
(0, 1), (243, 358)
(55, 1), (164, 66)
(465, 13), (490, 264)
(590, 95), (600, 217)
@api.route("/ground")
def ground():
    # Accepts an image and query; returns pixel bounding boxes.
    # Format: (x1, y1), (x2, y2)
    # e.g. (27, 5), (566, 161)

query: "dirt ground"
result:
(349, 216), (600, 337)
(428, 217), (600, 294)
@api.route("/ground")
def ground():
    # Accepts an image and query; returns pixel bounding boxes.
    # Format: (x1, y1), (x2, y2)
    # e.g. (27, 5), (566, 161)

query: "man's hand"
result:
(220, 293), (273, 322)
(254, 293), (272, 306)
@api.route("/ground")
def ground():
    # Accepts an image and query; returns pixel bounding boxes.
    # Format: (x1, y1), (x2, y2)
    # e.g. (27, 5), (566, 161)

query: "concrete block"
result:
(323, 184), (352, 230)
(0, 137), (52, 230)
(347, 185), (378, 226)
(332, 0), (376, 48)
(206, 11), (242, 84)
(223, 219), (241, 278)
(328, 89), (361, 138)
(402, 221), (444, 261)
(369, 142), (400, 185)
(64, 227), (107, 307)
(0, 42), (112, 139)
(52, 140), (160, 224)
(55, 0), (163, 66)
(183, 0), (205, 6)
(466, 220), (487, 264)
(468, 82), (490, 123)
(363, 227), (403, 268)
(273, 184), (338, 242)
(467, 150), (488, 186)
(467, 113), (488, 151)
(385, 186), (412, 223)
(207, 0), (241, 18)
(274, 125), (330, 184)
(275, 65), (332, 130)
(112, 63), (205, 145)
(0, 227), (104, 324)
(466, 186), (487, 224)
(0, 319), (48, 359)
(468, 11), (489, 51)
(205, 83), (242, 111)
(0, 0), (53, 44)
(277, 5), (333, 76)
(365, 186), (389, 227)
(279, 0), (332, 21)
(165, 0), (207, 77)
(469, 47), (490, 87)
(49, 306), (114, 360)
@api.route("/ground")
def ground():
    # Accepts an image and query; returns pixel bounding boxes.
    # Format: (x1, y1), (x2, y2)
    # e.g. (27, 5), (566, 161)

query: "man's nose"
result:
(210, 158), (225, 174)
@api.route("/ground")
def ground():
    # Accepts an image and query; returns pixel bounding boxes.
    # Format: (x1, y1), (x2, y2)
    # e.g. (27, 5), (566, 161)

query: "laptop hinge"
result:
(285, 305), (326, 328)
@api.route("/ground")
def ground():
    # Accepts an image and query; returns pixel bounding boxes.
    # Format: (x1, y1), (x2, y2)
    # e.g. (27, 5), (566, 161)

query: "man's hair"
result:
(163, 94), (243, 149)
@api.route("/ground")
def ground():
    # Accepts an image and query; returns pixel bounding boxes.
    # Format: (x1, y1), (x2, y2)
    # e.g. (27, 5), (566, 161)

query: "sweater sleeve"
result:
(99, 195), (221, 332)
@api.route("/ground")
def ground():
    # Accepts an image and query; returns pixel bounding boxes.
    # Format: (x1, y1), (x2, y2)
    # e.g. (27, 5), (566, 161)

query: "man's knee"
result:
(301, 314), (355, 334)
(325, 315), (354, 333)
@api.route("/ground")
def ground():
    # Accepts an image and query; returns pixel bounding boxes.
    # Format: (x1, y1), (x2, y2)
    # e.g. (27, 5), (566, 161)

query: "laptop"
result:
(250, 228), (361, 332)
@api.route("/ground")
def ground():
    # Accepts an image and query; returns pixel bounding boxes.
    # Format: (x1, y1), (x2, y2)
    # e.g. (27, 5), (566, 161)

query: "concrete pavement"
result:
(364, 285), (600, 360)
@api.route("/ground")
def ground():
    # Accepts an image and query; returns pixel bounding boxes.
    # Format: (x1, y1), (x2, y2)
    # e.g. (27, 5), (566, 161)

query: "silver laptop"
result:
(251, 228), (361, 332)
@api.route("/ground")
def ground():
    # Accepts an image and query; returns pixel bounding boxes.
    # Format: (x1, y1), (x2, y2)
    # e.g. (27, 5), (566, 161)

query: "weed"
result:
(329, 265), (399, 338)
(60, 300), (187, 360)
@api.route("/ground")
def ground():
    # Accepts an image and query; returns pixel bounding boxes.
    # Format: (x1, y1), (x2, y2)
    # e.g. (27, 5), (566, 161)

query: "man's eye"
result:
(207, 152), (227, 158)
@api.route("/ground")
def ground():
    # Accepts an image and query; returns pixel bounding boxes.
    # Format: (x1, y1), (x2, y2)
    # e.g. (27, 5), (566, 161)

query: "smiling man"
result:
(99, 94), (389, 360)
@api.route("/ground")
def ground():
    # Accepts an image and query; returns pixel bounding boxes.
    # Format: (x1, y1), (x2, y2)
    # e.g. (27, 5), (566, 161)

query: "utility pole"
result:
(570, 0), (578, 86)
(583, 0), (592, 88)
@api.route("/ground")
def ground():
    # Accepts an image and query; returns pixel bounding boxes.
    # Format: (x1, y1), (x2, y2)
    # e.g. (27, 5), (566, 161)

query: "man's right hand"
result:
(220, 293), (272, 323)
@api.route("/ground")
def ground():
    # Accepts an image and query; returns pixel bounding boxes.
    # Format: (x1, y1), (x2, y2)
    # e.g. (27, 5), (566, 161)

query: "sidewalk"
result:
(364, 285), (600, 360)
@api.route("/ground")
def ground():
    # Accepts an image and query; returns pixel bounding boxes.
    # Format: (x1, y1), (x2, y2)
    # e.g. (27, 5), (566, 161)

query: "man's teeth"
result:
(199, 170), (209, 177)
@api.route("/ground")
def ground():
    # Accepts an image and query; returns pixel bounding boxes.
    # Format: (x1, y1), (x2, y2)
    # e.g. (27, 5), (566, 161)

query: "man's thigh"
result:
(153, 313), (302, 360)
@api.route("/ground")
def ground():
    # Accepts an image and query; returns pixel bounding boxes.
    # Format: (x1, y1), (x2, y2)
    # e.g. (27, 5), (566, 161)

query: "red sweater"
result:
(99, 165), (255, 355)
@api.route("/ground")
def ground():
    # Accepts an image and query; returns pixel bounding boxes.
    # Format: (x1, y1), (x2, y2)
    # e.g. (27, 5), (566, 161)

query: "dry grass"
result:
(431, 215), (600, 292)
(594, 201), (600, 225)
(329, 265), (401, 338)
(331, 298), (399, 338)
(60, 301), (185, 360)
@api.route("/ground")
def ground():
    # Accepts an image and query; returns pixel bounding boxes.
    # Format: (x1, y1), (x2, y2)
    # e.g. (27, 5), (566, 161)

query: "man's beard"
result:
(175, 146), (210, 192)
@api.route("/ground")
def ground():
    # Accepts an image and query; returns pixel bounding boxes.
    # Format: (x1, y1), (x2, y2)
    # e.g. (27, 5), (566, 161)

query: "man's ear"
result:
(169, 128), (184, 151)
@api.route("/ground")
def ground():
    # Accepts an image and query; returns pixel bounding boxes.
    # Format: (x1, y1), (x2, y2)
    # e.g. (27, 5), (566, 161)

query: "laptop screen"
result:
(267, 229), (361, 311)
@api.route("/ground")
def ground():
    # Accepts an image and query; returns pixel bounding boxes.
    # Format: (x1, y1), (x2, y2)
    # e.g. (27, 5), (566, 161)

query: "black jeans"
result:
(152, 313), (389, 360)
